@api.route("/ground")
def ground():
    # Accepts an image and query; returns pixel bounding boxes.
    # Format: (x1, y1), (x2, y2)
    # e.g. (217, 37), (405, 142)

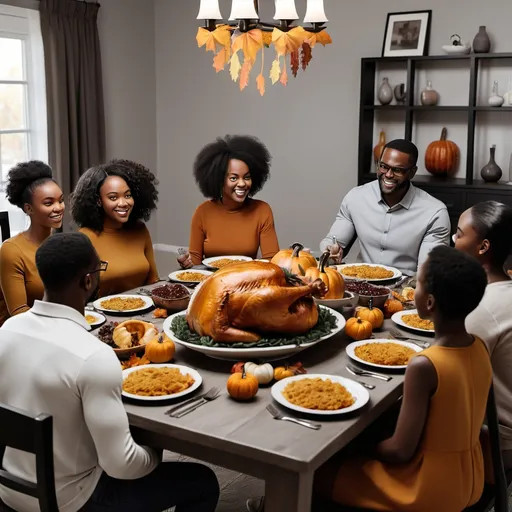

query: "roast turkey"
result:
(186, 261), (326, 343)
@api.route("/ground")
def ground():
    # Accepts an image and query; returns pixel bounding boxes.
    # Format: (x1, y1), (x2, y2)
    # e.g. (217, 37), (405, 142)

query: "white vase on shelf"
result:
(488, 81), (504, 107)
(503, 78), (512, 107)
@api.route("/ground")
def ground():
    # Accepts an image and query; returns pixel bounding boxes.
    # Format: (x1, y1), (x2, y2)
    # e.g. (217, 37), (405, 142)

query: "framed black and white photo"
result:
(382, 10), (432, 57)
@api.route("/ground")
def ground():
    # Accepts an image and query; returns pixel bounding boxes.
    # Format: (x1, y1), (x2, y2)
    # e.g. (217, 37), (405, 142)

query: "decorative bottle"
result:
(472, 25), (491, 53)
(480, 145), (502, 182)
(377, 77), (393, 105)
(488, 81), (504, 107)
(373, 130), (386, 170)
(420, 80), (439, 106)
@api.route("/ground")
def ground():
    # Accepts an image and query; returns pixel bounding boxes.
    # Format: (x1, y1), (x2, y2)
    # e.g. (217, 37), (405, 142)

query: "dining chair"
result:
(0, 403), (58, 512)
(0, 212), (10, 242)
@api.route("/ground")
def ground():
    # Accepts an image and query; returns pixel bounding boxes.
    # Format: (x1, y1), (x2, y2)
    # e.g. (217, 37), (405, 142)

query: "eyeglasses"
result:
(89, 261), (108, 275)
(378, 161), (414, 177)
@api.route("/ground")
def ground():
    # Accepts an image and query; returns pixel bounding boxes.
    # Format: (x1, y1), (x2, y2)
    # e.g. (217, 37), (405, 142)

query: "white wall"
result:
(153, 0), (512, 251)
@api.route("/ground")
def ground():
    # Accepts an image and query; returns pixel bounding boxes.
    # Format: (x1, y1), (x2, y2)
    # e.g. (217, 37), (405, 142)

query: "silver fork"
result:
(389, 328), (430, 349)
(344, 367), (376, 389)
(346, 364), (392, 381)
(266, 403), (321, 430)
(164, 386), (218, 416)
(170, 388), (221, 418)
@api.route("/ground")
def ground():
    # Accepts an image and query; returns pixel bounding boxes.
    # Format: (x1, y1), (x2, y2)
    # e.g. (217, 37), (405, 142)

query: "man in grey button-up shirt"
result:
(320, 139), (450, 275)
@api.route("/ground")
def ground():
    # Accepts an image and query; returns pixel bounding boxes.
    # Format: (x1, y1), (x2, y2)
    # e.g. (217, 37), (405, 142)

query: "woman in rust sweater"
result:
(0, 161), (65, 325)
(70, 159), (159, 297)
(179, 135), (280, 268)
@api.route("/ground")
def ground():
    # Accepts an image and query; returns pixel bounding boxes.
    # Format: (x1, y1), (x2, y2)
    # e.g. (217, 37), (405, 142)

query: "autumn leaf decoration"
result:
(198, 23), (331, 95)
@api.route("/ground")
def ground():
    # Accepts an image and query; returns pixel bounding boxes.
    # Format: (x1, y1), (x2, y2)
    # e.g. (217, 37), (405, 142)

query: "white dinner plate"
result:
(84, 311), (106, 328)
(271, 374), (370, 416)
(346, 338), (423, 370)
(391, 309), (435, 335)
(93, 294), (154, 314)
(168, 269), (213, 284)
(163, 306), (345, 361)
(202, 255), (253, 269)
(336, 263), (402, 282)
(121, 363), (202, 402)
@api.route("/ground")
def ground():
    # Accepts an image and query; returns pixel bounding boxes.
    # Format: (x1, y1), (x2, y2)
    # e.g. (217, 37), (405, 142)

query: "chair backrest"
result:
(0, 212), (10, 242)
(0, 403), (58, 512)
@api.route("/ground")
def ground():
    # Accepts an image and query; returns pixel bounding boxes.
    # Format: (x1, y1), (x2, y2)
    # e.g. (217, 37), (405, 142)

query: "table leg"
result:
(265, 468), (313, 512)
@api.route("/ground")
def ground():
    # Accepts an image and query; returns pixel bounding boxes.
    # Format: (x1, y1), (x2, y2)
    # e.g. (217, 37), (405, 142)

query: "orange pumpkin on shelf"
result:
(356, 300), (384, 329)
(304, 251), (345, 299)
(227, 369), (259, 401)
(345, 317), (373, 341)
(144, 333), (175, 363)
(383, 298), (404, 318)
(270, 243), (317, 275)
(425, 127), (460, 176)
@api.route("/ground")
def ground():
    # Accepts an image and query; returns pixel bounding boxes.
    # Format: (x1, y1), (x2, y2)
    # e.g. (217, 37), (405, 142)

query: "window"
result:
(0, 4), (47, 233)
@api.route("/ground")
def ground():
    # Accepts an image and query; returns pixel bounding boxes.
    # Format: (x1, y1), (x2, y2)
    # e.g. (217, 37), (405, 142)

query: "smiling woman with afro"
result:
(70, 159), (159, 296)
(177, 135), (280, 268)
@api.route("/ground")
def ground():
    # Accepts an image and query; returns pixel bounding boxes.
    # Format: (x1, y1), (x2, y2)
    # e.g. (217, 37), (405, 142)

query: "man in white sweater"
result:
(0, 232), (219, 512)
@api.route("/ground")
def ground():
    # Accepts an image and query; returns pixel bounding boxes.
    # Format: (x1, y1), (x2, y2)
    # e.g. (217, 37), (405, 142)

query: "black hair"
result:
(70, 159), (158, 232)
(193, 135), (271, 200)
(5, 160), (55, 209)
(470, 201), (512, 267)
(383, 139), (419, 167)
(36, 232), (98, 291)
(423, 245), (487, 320)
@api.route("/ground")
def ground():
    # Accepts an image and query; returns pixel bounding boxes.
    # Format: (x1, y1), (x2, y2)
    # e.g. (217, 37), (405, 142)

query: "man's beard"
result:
(378, 174), (410, 195)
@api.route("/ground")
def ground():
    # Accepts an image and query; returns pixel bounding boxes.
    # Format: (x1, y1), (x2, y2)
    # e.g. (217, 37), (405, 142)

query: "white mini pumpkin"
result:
(244, 362), (274, 385)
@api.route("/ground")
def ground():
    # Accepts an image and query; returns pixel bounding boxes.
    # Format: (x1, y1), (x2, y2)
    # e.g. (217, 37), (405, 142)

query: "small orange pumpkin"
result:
(270, 243), (317, 275)
(425, 127), (460, 176)
(345, 317), (373, 341)
(383, 298), (404, 318)
(274, 366), (295, 381)
(356, 299), (384, 329)
(227, 369), (258, 401)
(144, 333), (175, 363)
(304, 251), (345, 299)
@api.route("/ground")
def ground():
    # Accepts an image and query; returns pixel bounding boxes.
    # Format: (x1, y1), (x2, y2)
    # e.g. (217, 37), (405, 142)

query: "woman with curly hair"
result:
(70, 159), (159, 296)
(178, 135), (280, 268)
(0, 161), (64, 325)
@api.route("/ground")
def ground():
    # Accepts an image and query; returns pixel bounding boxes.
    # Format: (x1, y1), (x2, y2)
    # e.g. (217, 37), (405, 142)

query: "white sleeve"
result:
(78, 350), (161, 479)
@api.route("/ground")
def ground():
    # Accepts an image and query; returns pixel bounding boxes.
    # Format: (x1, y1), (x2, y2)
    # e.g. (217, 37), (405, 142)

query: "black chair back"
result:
(0, 403), (58, 512)
(0, 212), (10, 242)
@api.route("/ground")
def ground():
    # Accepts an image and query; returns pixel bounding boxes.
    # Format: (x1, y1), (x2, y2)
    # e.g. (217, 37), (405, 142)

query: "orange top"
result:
(0, 233), (44, 326)
(188, 199), (279, 265)
(80, 222), (158, 297)
(331, 339), (491, 511)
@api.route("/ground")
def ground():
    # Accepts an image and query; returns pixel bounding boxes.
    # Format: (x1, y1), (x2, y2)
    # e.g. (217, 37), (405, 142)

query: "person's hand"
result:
(326, 243), (343, 264)
(177, 251), (193, 269)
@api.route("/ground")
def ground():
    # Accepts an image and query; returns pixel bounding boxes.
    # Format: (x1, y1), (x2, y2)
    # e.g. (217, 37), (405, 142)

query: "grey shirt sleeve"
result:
(417, 207), (451, 269)
(319, 191), (357, 253)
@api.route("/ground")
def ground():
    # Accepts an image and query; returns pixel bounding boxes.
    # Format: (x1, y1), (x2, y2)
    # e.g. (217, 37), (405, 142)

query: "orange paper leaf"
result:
(304, 30), (333, 48)
(301, 43), (312, 71)
(232, 29), (263, 64)
(269, 57), (281, 84)
(272, 26), (306, 56)
(290, 50), (299, 77)
(213, 48), (227, 72)
(239, 61), (252, 91)
(262, 31), (273, 48)
(196, 25), (232, 53)
(280, 65), (288, 87)
(230, 52), (242, 81)
(256, 73), (265, 96)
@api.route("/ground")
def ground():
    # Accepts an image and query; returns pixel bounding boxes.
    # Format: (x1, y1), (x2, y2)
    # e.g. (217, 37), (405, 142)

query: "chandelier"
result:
(196, 0), (332, 95)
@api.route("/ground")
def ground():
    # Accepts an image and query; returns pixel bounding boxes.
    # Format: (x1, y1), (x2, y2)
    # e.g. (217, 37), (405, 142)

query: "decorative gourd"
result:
(373, 130), (386, 166)
(304, 251), (345, 299)
(144, 334), (175, 363)
(383, 298), (404, 318)
(356, 298), (384, 329)
(227, 369), (259, 400)
(345, 317), (373, 341)
(274, 366), (295, 381)
(401, 287), (415, 301)
(270, 243), (317, 275)
(230, 361), (245, 374)
(244, 362), (274, 385)
(112, 320), (158, 349)
(425, 127), (460, 176)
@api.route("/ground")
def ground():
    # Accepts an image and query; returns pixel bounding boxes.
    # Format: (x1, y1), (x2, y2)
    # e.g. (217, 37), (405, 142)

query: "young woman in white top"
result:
(454, 200), (512, 469)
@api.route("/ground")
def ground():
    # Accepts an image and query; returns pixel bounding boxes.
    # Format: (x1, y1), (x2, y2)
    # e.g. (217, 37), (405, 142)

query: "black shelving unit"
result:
(358, 52), (512, 233)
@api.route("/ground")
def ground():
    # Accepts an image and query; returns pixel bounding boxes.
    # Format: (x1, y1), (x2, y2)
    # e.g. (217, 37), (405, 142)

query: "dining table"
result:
(94, 280), (432, 512)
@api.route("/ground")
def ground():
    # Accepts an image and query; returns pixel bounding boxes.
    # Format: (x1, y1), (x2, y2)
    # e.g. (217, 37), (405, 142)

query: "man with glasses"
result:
(0, 232), (219, 512)
(319, 139), (450, 275)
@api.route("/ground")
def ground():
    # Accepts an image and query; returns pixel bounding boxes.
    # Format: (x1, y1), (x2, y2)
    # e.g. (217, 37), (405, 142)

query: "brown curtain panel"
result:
(39, 0), (106, 206)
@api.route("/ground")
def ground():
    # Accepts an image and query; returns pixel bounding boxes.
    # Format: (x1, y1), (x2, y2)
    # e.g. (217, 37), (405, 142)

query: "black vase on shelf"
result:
(480, 145), (502, 182)
(473, 25), (491, 53)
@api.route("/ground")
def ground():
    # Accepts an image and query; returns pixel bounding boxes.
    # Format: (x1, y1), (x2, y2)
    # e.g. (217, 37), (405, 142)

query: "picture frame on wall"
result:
(382, 10), (432, 57)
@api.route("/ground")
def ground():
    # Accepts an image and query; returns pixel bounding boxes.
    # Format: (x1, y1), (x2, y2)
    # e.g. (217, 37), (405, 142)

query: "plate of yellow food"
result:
(391, 309), (435, 334)
(202, 255), (252, 270)
(168, 269), (213, 284)
(346, 339), (422, 370)
(336, 263), (402, 282)
(271, 374), (370, 416)
(84, 311), (106, 328)
(121, 363), (202, 402)
(93, 294), (154, 314)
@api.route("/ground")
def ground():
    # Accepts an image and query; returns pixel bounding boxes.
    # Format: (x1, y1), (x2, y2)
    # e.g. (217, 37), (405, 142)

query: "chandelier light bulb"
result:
(304, 0), (328, 23)
(229, 0), (260, 20)
(274, 0), (299, 20)
(197, 0), (222, 20)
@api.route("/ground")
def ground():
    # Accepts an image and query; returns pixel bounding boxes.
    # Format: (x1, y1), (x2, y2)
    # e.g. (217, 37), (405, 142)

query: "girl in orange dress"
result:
(314, 245), (492, 511)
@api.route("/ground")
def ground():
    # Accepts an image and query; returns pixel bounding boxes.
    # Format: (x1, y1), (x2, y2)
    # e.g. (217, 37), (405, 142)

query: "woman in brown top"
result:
(178, 135), (280, 268)
(0, 161), (64, 325)
(70, 159), (159, 297)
